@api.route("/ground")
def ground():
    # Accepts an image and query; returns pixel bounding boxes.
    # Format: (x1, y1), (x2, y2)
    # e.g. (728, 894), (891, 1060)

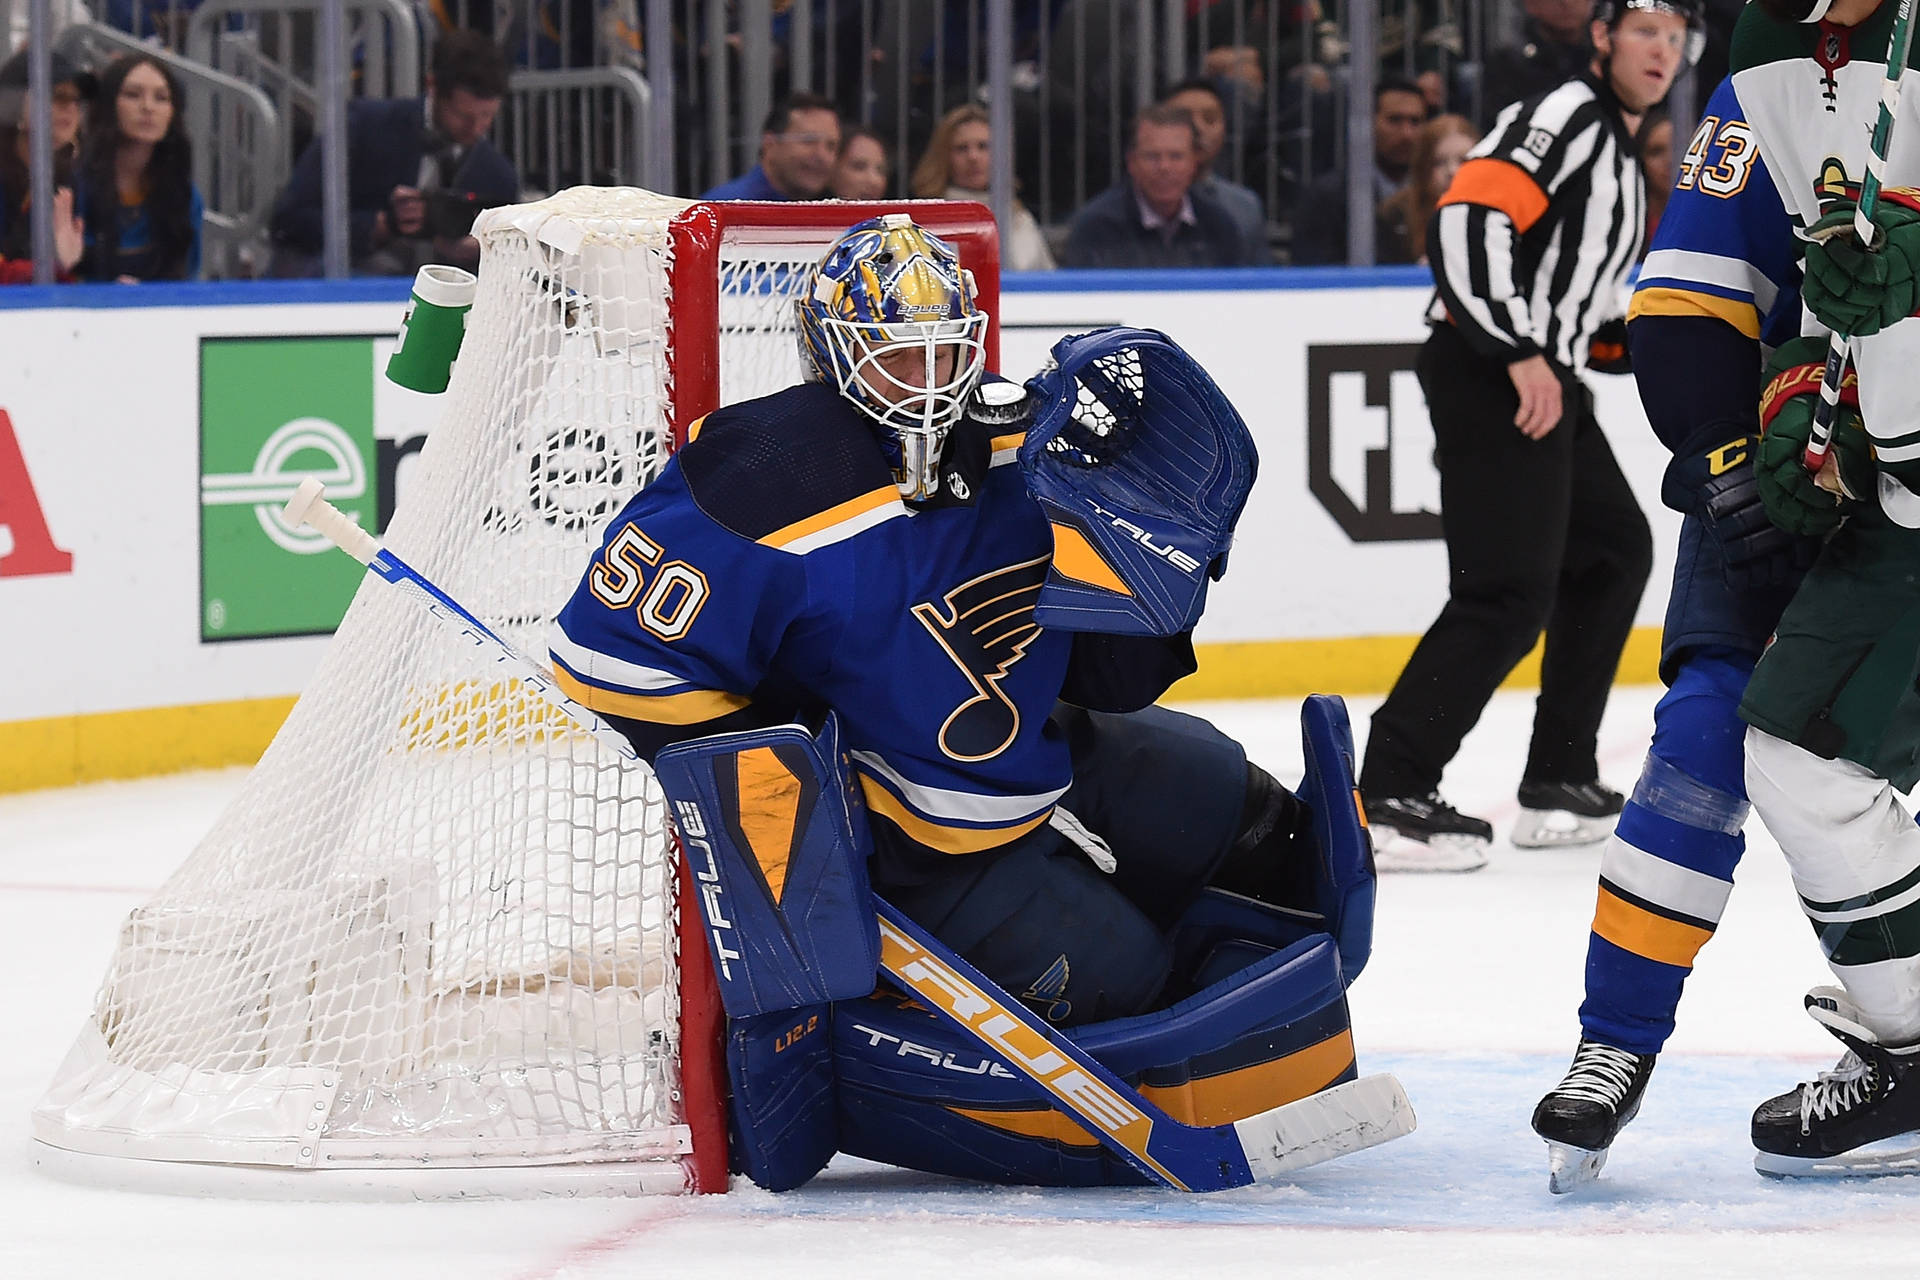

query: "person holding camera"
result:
(269, 30), (518, 277)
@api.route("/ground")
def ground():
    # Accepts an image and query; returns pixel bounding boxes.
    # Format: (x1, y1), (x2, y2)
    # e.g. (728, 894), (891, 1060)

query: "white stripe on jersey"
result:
(850, 748), (1069, 824)
(549, 623), (693, 693)
(1640, 248), (1781, 313)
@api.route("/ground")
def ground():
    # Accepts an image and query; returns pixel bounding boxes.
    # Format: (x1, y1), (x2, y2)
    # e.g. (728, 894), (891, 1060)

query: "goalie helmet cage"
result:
(30, 189), (1001, 1200)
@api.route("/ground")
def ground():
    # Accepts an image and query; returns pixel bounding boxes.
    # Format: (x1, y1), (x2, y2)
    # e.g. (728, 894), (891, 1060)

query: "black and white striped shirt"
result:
(1426, 73), (1645, 372)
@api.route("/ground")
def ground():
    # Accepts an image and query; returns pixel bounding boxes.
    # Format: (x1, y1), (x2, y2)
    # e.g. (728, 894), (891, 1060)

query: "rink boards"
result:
(0, 269), (1682, 791)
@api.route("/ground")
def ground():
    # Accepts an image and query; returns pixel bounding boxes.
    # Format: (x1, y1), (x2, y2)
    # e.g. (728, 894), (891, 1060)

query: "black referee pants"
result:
(1359, 323), (1653, 798)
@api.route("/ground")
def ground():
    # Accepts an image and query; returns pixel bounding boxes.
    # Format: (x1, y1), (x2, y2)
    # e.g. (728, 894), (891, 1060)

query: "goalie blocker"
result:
(655, 696), (1386, 1190)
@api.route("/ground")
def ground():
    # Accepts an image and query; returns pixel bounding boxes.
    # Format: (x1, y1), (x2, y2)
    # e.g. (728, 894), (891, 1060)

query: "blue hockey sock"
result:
(1577, 650), (1753, 1055)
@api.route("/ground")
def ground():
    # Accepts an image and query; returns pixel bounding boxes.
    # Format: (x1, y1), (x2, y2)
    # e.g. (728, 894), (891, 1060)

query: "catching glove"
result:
(1801, 194), (1920, 337)
(1754, 337), (1875, 538)
(1020, 327), (1257, 636)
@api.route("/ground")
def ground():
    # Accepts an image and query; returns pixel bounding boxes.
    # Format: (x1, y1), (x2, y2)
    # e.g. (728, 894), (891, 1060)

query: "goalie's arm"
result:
(1059, 631), (1198, 714)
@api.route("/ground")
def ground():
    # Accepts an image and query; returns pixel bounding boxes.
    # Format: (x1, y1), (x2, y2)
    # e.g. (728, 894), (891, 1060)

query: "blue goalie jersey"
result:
(552, 381), (1176, 881)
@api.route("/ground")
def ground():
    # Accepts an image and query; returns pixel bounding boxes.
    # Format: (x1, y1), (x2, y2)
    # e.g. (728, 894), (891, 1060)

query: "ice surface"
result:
(4, 686), (1911, 1279)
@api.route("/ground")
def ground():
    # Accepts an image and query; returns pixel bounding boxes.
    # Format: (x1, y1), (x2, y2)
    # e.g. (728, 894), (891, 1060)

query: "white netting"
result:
(34, 191), (987, 1198)
(29, 190), (850, 1193)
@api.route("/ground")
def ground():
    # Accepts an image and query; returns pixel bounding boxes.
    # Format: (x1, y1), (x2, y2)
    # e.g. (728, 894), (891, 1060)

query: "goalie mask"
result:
(797, 214), (990, 499)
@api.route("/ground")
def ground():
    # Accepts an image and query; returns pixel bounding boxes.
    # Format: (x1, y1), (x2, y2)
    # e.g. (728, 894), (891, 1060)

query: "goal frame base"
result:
(29, 1140), (698, 1202)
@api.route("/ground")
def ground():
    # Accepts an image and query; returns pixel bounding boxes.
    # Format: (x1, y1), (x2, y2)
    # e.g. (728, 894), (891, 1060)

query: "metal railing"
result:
(54, 19), (288, 278)
(495, 64), (650, 199)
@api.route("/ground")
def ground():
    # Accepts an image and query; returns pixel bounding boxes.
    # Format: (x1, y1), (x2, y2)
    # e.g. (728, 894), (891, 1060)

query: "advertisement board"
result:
(0, 273), (1679, 790)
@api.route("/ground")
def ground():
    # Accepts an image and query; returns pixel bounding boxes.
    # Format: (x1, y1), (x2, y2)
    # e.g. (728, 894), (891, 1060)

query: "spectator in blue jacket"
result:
(76, 54), (202, 282)
(701, 93), (841, 201)
(1060, 103), (1255, 270)
(269, 30), (517, 276)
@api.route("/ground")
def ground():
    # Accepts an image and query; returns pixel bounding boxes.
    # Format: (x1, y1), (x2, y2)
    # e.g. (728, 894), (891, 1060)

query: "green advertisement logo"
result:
(199, 336), (381, 641)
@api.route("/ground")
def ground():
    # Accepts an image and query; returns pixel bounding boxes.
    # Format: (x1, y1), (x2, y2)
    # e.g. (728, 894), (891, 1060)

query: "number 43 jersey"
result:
(552, 380), (1103, 873)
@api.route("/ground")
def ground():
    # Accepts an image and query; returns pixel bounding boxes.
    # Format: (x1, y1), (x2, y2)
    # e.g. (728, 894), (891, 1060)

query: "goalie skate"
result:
(1362, 792), (1490, 873)
(1752, 987), (1920, 1178)
(1531, 1039), (1655, 1194)
(1512, 780), (1623, 849)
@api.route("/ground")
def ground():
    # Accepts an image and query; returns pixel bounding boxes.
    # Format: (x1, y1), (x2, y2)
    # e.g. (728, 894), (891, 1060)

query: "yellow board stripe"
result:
(759, 487), (900, 550)
(550, 664), (751, 725)
(1593, 885), (1715, 969)
(0, 626), (1664, 796)
(735, 746), (802, 903)
(1048, 521), (1134, 595)
(859, 777), (1053, 854)
(1627, 286), (1762, 340)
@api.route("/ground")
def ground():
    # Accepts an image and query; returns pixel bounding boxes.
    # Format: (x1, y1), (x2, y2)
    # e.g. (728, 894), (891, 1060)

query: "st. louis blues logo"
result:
(1022, 954), (1073, 1024)
(912, 556), (1049, 762)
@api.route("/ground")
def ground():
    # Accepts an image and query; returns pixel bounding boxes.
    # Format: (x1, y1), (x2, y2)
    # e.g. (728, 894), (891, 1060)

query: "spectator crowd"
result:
(0, 0), (1732, 284)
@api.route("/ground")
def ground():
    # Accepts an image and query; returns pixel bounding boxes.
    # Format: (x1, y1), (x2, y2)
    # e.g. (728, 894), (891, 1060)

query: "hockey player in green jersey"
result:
(1732, 0), (1920, 1176)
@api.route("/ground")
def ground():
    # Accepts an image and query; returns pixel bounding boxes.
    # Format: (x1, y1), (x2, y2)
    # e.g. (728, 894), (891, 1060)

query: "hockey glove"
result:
(1020, 327), (1258, 636)
(1587, 317), (1631, 375)
(1801, 194), (1920, 337)
(1754, 337), (1875, 538)
(1660, 432), (1812, 590)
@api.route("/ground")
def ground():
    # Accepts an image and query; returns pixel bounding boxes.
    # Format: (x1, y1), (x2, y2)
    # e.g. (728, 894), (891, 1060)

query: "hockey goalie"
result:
(548, 213), (1408, 1189)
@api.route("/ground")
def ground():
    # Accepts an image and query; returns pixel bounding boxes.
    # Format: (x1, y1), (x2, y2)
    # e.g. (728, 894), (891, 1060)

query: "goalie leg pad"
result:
(833, 930), (1356, 1188)
(726, 1003), (837, 1191)
(654, 713), (880, 1018)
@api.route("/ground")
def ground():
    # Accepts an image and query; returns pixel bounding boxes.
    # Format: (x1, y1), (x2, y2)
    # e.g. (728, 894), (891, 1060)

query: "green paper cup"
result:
(385, 264), (477, 394)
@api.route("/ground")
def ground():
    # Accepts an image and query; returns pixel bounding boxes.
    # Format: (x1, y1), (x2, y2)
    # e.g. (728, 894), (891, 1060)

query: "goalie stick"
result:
(1805, 0), (1918, 474)
(282, 477), (1416, 1192)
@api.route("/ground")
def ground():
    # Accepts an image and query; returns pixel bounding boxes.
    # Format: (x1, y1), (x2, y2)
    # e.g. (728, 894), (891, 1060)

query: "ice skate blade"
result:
(1511, 808), (1616, 850)
(1754, 1135), (1920, 1179)
(1370, 828), (1489, 874)
(1545, 1140), (1607, 1195)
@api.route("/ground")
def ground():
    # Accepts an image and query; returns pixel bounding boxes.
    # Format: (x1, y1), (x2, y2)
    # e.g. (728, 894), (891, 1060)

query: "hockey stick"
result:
(282, 478), (1415, 1192)
(1805, 0), (1917, 472)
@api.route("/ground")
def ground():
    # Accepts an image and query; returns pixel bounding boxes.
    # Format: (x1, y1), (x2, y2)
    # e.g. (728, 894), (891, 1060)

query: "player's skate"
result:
(1361, 792), (1491, 873)
(1531, 1038), (1656, 1194)
(1512, 779), (1623, 849)
(1751, 987), (1920, 1178)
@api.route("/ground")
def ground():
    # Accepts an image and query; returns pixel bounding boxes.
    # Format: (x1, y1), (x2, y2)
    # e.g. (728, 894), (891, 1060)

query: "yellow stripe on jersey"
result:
(1593, 884), (1716, 969)
(858, 776), (1054, 854)
(551, 663), (751, 724)
(1627, 286), (1761, 339)
(759, 486), (902, 551)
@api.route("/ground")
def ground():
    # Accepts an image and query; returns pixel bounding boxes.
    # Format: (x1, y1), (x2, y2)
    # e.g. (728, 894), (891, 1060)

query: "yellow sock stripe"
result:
(1592, 884), (1715, 969)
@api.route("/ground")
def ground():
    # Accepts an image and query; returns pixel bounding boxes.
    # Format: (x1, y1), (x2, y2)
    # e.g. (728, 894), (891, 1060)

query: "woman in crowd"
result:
(832, 124), (891, 200)
(1380, 113), (1480, 265)
(910, 103), (1054, 271)
(0, 49), (91, 282)
(77, 53), (202, 282)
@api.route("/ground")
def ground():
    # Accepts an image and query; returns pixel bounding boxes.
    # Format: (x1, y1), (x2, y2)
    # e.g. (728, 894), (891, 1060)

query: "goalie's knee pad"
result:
(1209, 695), (1375, 983)
(653, 713), (880, 1018)
(832, 925), (1360, 1188)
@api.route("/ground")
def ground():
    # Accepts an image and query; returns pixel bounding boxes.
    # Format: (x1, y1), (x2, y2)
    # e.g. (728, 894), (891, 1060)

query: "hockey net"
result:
(31, 189), (1000, 1198)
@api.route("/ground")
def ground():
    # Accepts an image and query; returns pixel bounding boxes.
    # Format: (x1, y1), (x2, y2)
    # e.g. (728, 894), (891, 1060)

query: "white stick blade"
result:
(1234, 1073), (1417, 1181)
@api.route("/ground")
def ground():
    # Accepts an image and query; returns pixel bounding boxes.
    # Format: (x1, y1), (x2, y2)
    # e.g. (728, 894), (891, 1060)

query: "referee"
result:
(1357, 0), (1700, 871)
